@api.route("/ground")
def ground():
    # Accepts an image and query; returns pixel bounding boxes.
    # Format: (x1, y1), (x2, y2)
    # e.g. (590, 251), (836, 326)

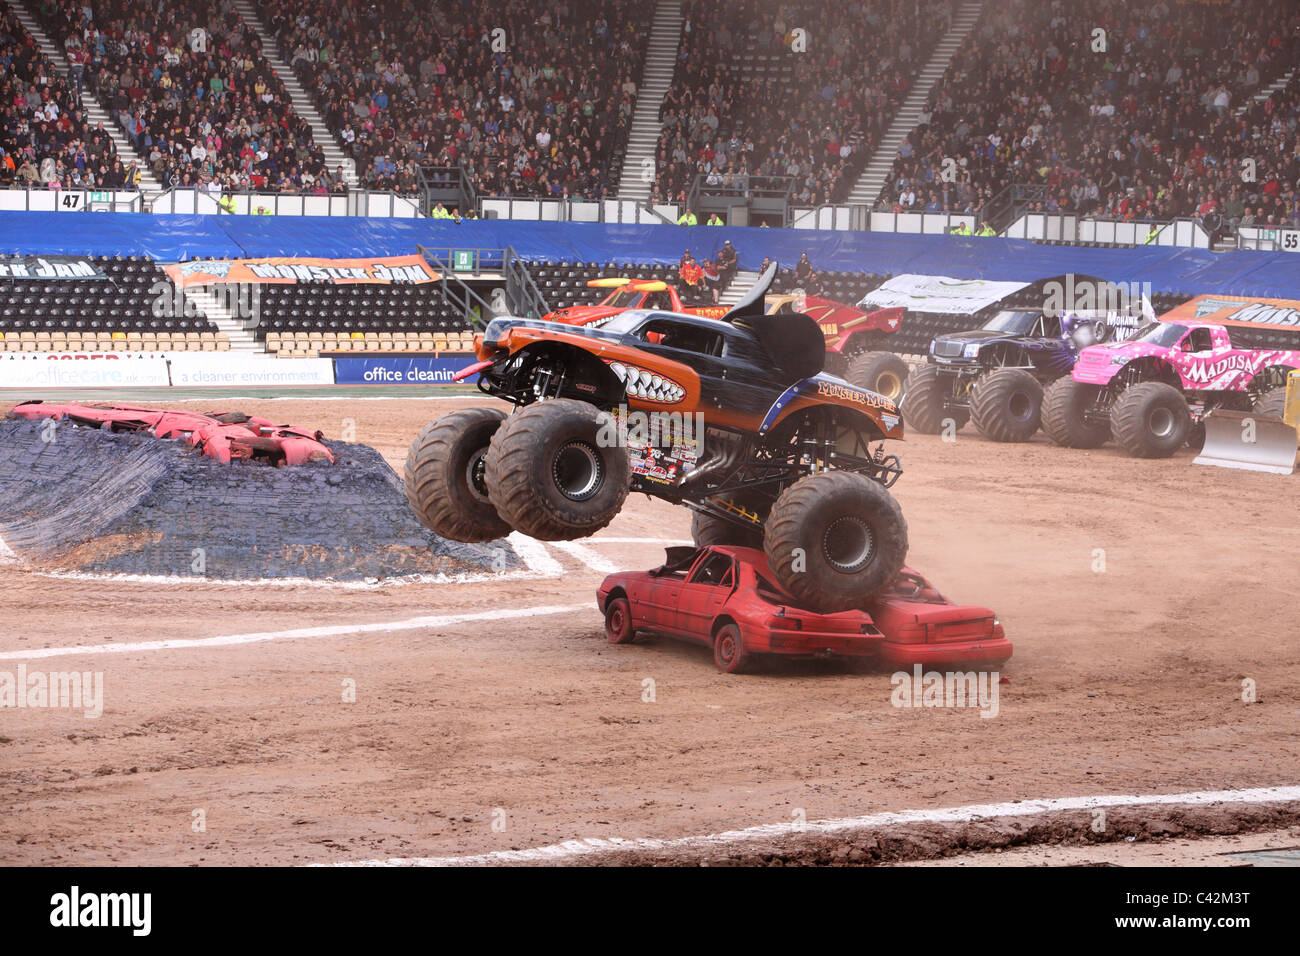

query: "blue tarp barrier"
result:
(0, 211), (1297, 298)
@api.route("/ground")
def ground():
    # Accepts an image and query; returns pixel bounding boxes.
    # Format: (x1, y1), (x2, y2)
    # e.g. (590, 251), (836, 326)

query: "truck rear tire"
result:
(1110, 382), (1191, 458)
(1042, 378), (1110, 448)
(901, 364), (965, 434)
(970, 368), (1044, 442)
(764, 471), (907, 613)
(845, 351), (909, 401)
(485, 399), (630, 540)
(404, 407), (510, 542)
(1254, 387), (1287, 419)
(690, 491), (770, 549)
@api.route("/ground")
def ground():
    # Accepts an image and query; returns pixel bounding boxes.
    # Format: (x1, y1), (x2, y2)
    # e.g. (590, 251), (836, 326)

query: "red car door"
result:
(673, 552), (735, 641)
(646, 569), (689, 630)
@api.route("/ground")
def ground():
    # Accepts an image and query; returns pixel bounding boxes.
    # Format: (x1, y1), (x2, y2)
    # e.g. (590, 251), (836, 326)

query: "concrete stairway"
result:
(616, 0), (683, 202)
(719, 269), (758, 306)
(233, 0), (359, 188)
(845, 1), (982, 208)
(184, 288), (260, 351)
(1235, 68), (1296, 117)
(10, 0), (163, 193)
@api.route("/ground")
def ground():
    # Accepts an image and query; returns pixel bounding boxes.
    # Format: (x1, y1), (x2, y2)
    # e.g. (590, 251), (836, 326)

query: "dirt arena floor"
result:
(1, 391), (1298, 866)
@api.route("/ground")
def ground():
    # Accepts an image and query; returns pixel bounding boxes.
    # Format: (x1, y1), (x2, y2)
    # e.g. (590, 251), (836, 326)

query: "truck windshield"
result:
(604, 289), (644, 308)
(1129, 323), (1186, 347)
(982, 311), (1039, 334)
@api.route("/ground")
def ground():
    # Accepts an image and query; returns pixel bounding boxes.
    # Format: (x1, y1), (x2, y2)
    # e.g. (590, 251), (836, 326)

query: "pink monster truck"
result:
(1041, 319), (1299, 457)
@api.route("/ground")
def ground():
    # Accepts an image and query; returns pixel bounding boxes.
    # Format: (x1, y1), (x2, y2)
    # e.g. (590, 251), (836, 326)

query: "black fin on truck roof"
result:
(724, 262), (825, 381)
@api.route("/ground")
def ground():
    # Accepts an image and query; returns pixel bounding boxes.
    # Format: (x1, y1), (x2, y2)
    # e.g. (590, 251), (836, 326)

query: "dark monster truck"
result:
(404, 265), (909, 613)
(901, 309), (1137, 442)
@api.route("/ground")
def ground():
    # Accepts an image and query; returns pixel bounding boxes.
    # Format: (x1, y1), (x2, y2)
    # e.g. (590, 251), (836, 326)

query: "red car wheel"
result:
(713, 623), (750, 674)
(605, 596), (636, 644)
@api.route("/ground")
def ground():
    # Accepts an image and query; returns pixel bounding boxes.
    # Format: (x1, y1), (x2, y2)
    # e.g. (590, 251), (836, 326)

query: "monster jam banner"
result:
(856, 274), (1030, 315)
(333, 354), (480, 386)
(163, 255), (439, 288)
(0, 255), (107, 280)
(1161, 294), (1300, 330)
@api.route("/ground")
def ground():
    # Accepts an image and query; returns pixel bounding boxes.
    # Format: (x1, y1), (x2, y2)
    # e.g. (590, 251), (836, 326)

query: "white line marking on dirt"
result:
(327, 784), (1300, 867)
(508, 533), (565, 575)
(550, 541), (618, 573)
(0, 603), (587, 661)
(29, 566), (557, 589)
(587, 538), (693, 546)
(0, 532), (15, 566)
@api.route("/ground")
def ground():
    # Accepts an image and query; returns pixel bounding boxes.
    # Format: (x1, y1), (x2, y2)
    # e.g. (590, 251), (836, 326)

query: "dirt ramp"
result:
(0, 419), (519, 580)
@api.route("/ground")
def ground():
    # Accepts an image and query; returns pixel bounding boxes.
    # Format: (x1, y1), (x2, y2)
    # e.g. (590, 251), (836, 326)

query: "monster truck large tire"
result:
(485, 399), (630, 540)
(1042, 378), (1110, 448)
(845, 351), (910, 402)
(764, 471), (907, 613)
(690, 491), (771, 549)
(969, 368), (1044, 443)
(1110, 382), (1191, 458)
(1254, 387), (1288, 419)
(901, 364), (966, 434)
(404, 407), (510, 542)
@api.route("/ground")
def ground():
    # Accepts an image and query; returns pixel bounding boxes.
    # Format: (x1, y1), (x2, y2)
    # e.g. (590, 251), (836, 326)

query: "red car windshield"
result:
(603, 289), (645, 308)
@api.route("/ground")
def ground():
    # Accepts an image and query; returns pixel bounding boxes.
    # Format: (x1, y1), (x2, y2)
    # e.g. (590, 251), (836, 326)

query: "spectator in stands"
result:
(716, 239), (737, 284)
(262, 0), (651, 198)
(35, 0), (331, 194)
(876, 0), (1300, 241)
(793, 252), (816, 286)
(655, 0), (946, 207)
(0, 1), (126, 190)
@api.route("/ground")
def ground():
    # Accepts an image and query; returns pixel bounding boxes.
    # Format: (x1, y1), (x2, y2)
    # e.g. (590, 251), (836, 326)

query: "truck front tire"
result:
(970, 368), (1044, 442)
(902, 364), (966, 434)
(485, 399), (630, 540)
(1110, 382), (1191, 458)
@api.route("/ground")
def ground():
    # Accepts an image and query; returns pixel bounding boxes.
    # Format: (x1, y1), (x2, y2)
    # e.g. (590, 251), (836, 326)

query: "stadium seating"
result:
(259, 0), (653, 198)
(876, 0), (1300, 235)
(652, 0), (950, 206)
(0, 1), (127, 189)
(0, 255), (221, 349)
(35, 0), (333, 193)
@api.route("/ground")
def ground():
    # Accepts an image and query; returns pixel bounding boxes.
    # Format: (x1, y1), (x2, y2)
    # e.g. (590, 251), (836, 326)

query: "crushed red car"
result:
(7, 401), (335, 466)
(597, 545), (1011, 673)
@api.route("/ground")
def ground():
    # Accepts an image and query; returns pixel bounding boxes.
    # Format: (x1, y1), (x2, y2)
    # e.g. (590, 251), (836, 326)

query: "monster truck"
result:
(544, 278), (731, 326)
(405, 266), (909, 612)
(901, 309), (1136, 442)
(549, 280), (910, 401)
(1042, 319), (1300, 457)
(764, 292), (909, 400)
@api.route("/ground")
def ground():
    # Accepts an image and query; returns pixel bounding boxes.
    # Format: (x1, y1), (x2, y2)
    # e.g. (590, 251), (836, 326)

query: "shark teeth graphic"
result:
(606, 361), (684, 403)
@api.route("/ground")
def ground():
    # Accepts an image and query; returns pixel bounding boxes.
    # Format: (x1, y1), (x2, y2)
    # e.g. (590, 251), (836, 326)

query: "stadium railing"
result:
(1237, 226), (1300, 253)
(0, 187), (144, 213)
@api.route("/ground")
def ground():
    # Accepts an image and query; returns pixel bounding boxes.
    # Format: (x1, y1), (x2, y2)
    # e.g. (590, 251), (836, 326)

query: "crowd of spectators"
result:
(262, 0), (652, 199)
(652, 0), (951, 207)
(36, 0), (335, 193)
(877, 0), (1300, 234)
(0, 1), (126, 190)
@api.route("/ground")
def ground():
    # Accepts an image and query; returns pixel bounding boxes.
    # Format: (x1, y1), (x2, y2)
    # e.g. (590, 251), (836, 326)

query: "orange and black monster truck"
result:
(404, 266), (908, 613)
